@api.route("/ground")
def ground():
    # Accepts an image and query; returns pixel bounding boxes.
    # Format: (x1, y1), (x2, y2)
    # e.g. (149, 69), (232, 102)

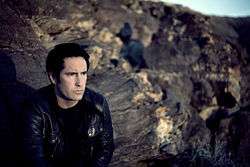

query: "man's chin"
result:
(74, 94), (84, 100)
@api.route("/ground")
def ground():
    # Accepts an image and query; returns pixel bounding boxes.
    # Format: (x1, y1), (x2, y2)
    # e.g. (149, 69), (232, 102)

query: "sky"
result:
(162, 0), (250, 17)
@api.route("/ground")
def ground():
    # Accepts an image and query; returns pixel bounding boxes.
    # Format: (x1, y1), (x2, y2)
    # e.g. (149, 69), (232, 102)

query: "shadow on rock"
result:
(0, 50), (35, 165)
(117, 22), (148, 71)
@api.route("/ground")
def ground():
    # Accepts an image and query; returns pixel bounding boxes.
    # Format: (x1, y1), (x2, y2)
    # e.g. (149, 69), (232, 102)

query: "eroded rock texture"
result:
(0, 0), (250, 166)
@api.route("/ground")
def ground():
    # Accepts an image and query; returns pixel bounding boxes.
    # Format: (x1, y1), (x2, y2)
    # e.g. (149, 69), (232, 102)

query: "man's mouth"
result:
(75, 90), (84, 94)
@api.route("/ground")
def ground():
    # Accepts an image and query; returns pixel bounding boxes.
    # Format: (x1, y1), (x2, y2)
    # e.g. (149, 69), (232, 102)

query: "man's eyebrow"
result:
(65, 72), (77, 75)
(65, 71), (87, 74)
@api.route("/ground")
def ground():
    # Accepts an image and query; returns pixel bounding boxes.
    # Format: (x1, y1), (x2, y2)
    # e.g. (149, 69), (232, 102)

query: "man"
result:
(22, 43), (114, 167)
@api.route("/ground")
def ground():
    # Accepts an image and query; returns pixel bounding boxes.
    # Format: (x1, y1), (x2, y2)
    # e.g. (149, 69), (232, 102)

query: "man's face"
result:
(54, 57), (87, 102)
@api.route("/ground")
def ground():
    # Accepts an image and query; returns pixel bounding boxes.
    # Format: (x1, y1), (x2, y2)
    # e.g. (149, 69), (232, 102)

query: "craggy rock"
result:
(1, 0), (250, 166)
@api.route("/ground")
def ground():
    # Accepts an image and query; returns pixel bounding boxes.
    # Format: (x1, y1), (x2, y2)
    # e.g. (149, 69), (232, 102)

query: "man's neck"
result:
(54, 86), (79, 109)
(56, 96), (78, 109)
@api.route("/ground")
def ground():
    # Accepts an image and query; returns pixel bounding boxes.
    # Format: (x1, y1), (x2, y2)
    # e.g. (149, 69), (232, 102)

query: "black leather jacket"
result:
(21, 85), (114, 167)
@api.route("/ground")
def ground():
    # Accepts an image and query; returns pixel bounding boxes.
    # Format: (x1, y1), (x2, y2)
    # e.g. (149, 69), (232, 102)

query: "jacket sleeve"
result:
(92, 97), (114, 167)
(21, 101), (49, 167)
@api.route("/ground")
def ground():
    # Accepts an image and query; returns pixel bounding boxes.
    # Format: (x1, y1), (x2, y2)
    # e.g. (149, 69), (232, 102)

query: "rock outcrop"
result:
(1, 0), (250, 166)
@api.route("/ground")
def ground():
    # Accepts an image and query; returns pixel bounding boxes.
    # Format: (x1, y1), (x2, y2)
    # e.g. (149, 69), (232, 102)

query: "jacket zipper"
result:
(51, 137), (59, 158)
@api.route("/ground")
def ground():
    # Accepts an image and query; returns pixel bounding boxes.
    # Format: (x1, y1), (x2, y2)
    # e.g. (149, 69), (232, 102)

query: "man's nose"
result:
(75, 75), (83, 86)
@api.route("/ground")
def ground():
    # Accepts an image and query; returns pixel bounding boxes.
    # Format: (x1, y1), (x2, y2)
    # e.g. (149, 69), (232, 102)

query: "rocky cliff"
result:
(0, 0), (250, 166)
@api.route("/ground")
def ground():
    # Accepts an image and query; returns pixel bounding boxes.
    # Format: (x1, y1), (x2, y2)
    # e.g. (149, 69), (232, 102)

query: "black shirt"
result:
(53, 100), (89, 167)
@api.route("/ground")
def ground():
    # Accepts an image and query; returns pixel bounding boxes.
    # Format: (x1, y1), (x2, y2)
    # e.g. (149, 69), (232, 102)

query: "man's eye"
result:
(81, 71), (87, 75)
(66, 73), (76, 76)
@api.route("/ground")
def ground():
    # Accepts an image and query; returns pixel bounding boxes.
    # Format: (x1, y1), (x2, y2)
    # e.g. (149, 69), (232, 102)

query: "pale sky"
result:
(162, 0), (250, 17)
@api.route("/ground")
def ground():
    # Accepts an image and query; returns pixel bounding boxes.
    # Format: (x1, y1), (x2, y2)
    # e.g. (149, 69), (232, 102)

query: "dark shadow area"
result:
(234, 19), (250, 62)
(138, 149), (213, 167)
(0, 50), (35, 165)
(228, 105), (250, 165)
(206, 81), (238, 153)
(117, 22), (148, 71)
(214, 81), (237, 108)
(190, 80), (212, 112)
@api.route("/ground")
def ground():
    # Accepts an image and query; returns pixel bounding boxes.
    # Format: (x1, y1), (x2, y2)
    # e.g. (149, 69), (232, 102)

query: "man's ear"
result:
(48, 72), (56, 84)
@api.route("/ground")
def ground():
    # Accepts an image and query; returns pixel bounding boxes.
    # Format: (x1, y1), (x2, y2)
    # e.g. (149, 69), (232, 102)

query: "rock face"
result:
(1, 0), (250, 166)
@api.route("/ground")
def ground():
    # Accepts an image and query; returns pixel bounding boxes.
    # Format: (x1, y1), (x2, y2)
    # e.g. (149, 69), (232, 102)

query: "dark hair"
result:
(46, 43), (90, 79)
